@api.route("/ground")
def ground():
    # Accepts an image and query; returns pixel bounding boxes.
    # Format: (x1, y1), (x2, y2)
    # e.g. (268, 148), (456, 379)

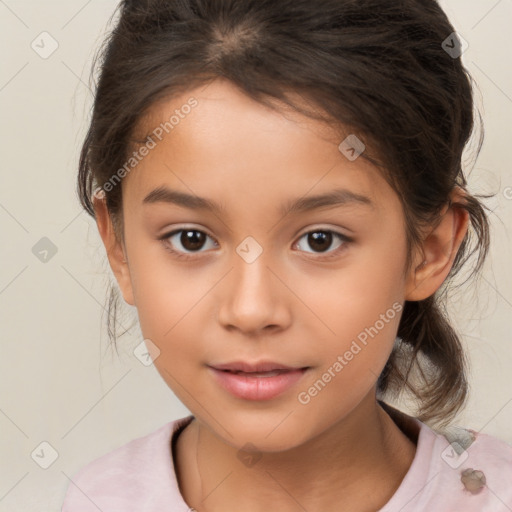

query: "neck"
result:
(174, 394), (417, 512)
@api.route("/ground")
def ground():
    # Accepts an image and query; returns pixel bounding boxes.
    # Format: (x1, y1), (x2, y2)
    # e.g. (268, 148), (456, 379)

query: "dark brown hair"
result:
(78, 0), (493, 429)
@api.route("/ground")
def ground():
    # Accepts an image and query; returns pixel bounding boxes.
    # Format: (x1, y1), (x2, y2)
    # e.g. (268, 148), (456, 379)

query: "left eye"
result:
(294, 230), (350, 256)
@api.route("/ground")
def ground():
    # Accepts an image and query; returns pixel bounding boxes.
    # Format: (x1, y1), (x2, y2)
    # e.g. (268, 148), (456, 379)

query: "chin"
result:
(214, 413), (312, 453)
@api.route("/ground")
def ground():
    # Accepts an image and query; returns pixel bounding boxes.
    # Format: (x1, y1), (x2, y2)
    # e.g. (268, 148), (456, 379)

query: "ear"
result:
(92, 193), (135, 306)
(405, 186), (470, 301)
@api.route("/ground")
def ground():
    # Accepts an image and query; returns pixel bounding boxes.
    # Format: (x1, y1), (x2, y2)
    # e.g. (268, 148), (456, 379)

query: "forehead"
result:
(122, 78), (395, 215)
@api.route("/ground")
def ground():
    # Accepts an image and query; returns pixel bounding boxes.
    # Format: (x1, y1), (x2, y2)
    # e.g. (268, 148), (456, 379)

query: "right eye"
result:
(159, 227), (218, 260)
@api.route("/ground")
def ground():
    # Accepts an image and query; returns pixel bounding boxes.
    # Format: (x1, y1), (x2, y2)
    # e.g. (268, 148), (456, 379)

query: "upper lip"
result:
(209, 361), (309, 373)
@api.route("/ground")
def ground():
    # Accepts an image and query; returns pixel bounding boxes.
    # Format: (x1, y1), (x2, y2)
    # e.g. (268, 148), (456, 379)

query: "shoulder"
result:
(61, 415), (194, 512)
(421, 423), (512, 510)
(460, 427), (512, 461)
(379, 409), (512, 512)
(436, 424), (512, 476)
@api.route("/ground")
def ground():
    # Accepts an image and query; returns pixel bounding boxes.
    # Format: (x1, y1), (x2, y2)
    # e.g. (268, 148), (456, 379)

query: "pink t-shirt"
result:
(61, 411), (512, 511)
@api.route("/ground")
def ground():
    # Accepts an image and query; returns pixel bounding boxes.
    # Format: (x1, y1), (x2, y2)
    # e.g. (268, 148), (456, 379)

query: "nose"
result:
(216, 244), (292, 335)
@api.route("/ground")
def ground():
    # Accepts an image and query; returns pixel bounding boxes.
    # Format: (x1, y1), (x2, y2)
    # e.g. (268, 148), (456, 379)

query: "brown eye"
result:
(295, 229), (351, 257)
(307, 231), (332, 252)
(179, 230), (207, 251)
(162, 228), (217, 256)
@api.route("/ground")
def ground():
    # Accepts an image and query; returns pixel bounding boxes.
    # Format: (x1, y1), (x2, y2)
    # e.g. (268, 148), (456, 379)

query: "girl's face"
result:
(105, 78), (424, 450)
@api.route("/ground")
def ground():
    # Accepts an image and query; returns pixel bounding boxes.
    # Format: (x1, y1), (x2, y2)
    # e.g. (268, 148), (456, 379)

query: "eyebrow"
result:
(142, 186), (374, 216)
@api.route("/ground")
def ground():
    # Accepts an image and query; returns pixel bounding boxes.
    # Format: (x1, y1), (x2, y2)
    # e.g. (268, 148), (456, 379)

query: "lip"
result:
(210, 360), (306, 373)
(207, 363), (310, 401)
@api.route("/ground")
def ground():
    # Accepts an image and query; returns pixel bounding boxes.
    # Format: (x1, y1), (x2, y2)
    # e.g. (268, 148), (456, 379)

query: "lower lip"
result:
(208, 367), (309, 401)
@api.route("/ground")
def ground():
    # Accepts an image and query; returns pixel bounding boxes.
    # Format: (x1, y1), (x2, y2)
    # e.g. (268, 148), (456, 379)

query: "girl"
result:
(62, 0), (512, 510)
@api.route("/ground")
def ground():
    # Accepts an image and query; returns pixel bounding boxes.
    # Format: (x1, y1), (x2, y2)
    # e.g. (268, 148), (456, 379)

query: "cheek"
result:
(127, 214), (406, 392)
(292, 269), (404, 426)
(297, 239), (405, 340)
(126, 235), (208, 337)
(127, 251), (218, 388)
(291, 239), (406, 383)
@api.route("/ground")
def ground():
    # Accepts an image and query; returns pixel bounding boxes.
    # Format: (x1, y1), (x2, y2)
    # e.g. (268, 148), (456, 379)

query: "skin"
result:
(93, 78), (469, 512)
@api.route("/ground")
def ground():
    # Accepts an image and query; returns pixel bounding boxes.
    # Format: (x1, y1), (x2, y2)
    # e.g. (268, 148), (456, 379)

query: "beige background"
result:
(0, 1), (511, 510)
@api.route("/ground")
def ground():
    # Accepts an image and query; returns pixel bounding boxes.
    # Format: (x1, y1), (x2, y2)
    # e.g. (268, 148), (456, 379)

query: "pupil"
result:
(181, 230), (205, 251)
(309, 231), (331, 252)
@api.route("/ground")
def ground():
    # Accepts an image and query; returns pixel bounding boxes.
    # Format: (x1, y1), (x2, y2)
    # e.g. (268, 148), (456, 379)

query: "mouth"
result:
(209, 360), (310, 373)
(216, 369), (296, 377)
(207, 362), (311, 401)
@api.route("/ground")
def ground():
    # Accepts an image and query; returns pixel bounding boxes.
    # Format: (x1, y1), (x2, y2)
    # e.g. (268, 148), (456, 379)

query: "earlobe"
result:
(92, 195), (136, 306)
(405, 189), (469, 302)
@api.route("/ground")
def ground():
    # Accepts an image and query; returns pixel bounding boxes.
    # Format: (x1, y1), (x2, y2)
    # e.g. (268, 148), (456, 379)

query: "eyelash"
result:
(158, 227), (353, 262)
